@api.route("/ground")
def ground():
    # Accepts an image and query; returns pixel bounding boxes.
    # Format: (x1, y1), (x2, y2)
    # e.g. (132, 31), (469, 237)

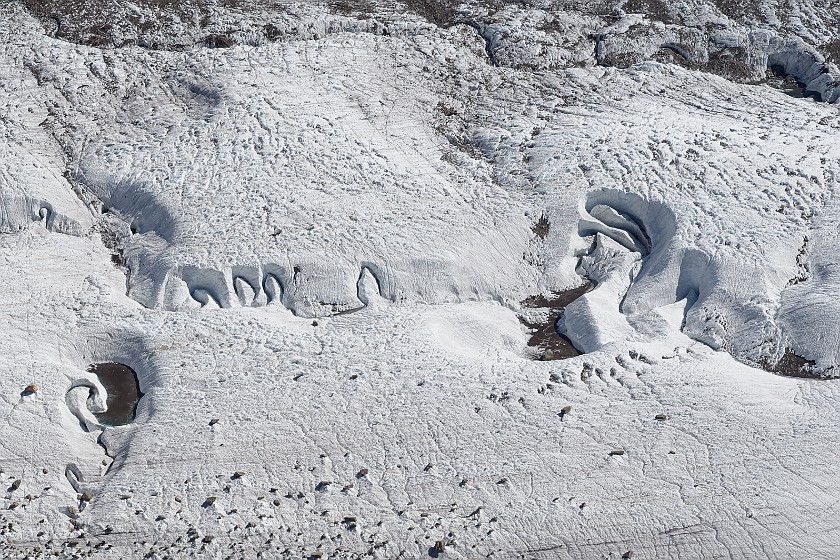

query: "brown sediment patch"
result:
(520, 283), (592, 361)
(762, 349), (823, 379)
(87, 363), (143, 426)
(531, 214), (550, 239)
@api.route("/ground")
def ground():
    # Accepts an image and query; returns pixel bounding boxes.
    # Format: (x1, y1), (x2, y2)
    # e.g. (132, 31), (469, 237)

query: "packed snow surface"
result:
(3, 0), (840, 558)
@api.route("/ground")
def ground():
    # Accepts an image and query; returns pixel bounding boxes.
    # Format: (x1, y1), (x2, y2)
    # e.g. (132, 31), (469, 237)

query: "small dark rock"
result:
(430, 539), (447, 556)
(205, 34), (233, 48)
(202, 497), (216, 508)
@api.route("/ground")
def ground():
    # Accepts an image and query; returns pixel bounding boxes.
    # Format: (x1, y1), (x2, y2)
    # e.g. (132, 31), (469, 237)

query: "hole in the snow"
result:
(520, 283), (592, 360)
(766, 65), (821, 100)
(87, 363), (143, 426)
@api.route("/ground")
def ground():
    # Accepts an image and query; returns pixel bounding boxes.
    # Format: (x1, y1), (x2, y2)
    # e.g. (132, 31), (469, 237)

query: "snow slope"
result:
(3, 0), (840, 558)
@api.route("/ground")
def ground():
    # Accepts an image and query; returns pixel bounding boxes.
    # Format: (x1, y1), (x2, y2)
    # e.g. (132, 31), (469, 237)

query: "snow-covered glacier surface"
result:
(3, 0), (840, 558)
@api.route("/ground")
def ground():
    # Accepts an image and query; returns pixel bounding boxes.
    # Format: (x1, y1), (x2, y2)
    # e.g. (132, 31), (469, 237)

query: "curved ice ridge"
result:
(158, 262), (389, 316)
(564, 189), (828, 376)
(0, 192), (83, 235)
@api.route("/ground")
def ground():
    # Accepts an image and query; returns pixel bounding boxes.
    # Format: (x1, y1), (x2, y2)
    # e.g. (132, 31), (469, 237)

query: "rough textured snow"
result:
(3, 0), (840, 558)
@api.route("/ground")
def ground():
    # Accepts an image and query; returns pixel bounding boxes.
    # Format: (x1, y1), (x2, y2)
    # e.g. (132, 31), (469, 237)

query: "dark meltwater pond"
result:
(520, 283), (592, 361)
(88, 363), (143, 426)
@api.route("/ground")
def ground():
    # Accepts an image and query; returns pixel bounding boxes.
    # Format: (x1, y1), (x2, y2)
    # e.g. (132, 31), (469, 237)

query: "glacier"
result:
(2, 0), (840, 558)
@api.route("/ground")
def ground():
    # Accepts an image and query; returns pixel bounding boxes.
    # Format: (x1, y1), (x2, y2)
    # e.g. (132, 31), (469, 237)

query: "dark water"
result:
(520, 283), (592, 361)
(88, 363), (143, 426)
(766, 66), (821, 101)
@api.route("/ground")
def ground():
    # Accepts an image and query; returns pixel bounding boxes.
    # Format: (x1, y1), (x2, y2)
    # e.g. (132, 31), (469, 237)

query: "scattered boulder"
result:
(431, 539), (447, 556)
(204, 34), (233, 48)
